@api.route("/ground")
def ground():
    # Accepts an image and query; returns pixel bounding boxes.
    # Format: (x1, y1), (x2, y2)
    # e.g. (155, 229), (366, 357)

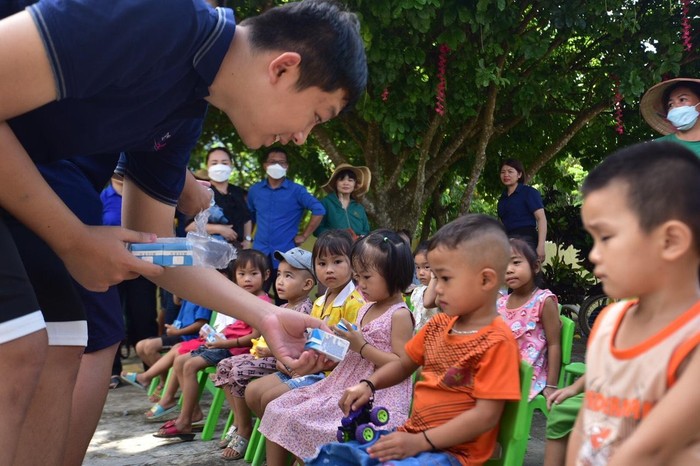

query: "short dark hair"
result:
(231, 249), (270, 285)
(312, 229), (354, 268)
(661, 82), (700, 113)
(413, 241), (429, 258)
(263, 147), (289, 163)
(241, 0), (367, 111)
(206, 147), (233, 164)
(428, 214), (507, 252)
(501, 159), (526, 184)
(351, 229), (414, 296)
(582, 141), (700, 252)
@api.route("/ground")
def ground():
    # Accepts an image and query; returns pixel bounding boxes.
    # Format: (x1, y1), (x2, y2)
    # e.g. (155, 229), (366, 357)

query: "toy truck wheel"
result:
(370, 407), (390, 426)
(341, 416), (353, 428)
(356, 424), (376, 444)
(337, 428), (350, 443)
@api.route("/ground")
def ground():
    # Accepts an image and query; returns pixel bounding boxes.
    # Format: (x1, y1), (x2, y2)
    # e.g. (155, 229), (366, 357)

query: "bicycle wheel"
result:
(578, 294), (612, 338)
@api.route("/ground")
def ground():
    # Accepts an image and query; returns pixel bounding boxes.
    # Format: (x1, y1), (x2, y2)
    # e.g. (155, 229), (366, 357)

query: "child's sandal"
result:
(221, 434), (249, 461)
(218, 425), (238, 449)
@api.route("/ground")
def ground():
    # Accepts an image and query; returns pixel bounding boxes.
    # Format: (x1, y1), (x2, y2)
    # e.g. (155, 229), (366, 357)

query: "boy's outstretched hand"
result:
(259, 308), (335, 373)
(367, 431), (428, 462)
(338, 382), (373, 415)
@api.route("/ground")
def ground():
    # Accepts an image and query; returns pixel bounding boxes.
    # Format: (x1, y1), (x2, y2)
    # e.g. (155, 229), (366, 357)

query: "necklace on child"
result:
(450, 326), (479, 335)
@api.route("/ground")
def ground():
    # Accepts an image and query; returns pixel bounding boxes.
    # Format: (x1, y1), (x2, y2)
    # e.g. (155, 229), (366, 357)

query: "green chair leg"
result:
(201, 387), (227, 441)
(222, 410), (235, 442)
(148, 375), (161, 396)
(245, 417), (262, 463)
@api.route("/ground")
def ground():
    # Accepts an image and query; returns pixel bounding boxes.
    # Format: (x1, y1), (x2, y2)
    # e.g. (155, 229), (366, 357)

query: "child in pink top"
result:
(497, 238), (560, 400)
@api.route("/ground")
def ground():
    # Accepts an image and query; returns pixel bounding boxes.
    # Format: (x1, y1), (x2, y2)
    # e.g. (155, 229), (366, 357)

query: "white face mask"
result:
(266, 163), (287, 180)
(667, 103), (700, 131)
(208, 164), (232, 183)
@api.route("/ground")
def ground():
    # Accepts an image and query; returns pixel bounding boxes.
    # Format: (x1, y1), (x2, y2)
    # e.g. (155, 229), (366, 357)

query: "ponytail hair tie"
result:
(383, 236), (388, 242)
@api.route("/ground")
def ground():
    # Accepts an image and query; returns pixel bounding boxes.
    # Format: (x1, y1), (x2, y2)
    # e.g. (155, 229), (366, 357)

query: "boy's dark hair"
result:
(501, 159), (526, 184)
(661, 82), (700, 110)
(413, 241), (429, 258)
(312, 229), (354, 268)
(231, 249), (270, 284)
(427, 214), (508, 252)
(582, 141), (700, 252)
(241, 0), (367, 111)
(206, 146), (233, 164)
(351, 229), (414, 296)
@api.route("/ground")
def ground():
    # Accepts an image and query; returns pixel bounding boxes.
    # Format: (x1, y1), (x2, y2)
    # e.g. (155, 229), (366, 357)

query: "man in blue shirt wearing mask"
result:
(248, 148), (325, 301)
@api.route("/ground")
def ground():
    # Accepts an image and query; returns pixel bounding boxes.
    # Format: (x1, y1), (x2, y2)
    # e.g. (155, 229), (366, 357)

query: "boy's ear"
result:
(303, 278), (315, 292)
(659, 220), (693, 261)
(480, 268), (499, 290)
(264, 269), (271, 281)
(268, 52), (302, 83)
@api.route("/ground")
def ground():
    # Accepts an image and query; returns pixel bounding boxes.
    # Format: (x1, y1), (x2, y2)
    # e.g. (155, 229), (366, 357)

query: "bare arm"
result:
(295, 214), (323, 245)
(423, 274), (438, 308)
(120, 178), (327, 367)
(533, 208), (547, 262)
(541, 296), (561, 396)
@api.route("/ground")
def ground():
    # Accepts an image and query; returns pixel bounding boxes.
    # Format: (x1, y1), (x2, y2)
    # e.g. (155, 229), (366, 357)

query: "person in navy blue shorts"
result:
(0, 1), (367, 464)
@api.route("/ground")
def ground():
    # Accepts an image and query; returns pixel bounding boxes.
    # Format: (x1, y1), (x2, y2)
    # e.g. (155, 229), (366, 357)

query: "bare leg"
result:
(63, 343), (119, 466)
(266, 438), (291, 466)
(259, 383), (291, 416)
(1, 331), (47, 466)
(14, 344), (82, 466)
(135, 337), (165, 368)
(171, 355), (209, 431)
(245, 373), (288, 417)
(127, 344), (179, 387)
(544, 436), (570, 466)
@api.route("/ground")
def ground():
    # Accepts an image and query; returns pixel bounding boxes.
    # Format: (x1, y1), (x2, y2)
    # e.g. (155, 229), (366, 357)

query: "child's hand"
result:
(291, 351), (336, 377)
(164, 324), (179, 336)
(367, 431), (426, 461)
(256, 346), (273, 358)
(338, 382), (372, 415)
(546, 384), (579, 410)
(333, 319), (364, 352)
(205, 334), (226, 349)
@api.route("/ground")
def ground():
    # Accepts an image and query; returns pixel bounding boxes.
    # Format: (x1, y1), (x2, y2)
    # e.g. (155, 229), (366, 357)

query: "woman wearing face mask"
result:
(186, 147), (253, 248)
(641, 77), (700, 156)
(313, 164), (371, 241)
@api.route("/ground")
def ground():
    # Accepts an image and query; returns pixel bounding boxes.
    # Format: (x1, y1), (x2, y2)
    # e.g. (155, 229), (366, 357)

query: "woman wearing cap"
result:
(641, 77), (700, 156)
(314, 164), (371, 240)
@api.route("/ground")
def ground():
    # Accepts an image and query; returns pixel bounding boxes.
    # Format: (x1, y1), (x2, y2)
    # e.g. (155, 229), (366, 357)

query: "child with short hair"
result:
(152, 250), (272, 441)
(244, 229), (365, 418)
(309, 214), (521, 466)
(567, 141), (700, 465)
(120, 298), (212, 392)
(260, 230), (416, 465)
(498, 238), (561, 400)
(214, 247), (315, 460)
(410, 241), (439, 330)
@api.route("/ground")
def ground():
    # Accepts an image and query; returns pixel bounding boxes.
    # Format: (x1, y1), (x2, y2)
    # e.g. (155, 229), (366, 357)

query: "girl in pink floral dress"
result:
(259, 230), (416, 465)
(497, 238), (561, 400)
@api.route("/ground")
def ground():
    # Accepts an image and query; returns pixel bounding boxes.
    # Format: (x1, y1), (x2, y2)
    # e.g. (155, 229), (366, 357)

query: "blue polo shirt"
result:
(247, 178), (325, 267)
(497, 184), (544, 232)
(7, 0), (236, 205)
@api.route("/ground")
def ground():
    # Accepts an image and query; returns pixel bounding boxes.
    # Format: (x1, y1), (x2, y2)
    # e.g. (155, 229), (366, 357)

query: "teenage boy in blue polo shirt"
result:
(248, 148), (325, 300)
(0, 0), (367, 464)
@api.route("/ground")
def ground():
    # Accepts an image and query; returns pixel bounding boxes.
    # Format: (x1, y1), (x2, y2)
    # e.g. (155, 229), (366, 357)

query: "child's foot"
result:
(221, 434), (249, 461)
(148, 384), (164, 403)
(120, 372), (147, 390)
(218, 425), (238, 449)
(144, 403), (178, 422)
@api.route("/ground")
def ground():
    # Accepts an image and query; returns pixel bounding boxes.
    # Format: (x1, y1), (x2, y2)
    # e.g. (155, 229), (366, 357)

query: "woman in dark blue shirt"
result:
(497, 159), (548, 262)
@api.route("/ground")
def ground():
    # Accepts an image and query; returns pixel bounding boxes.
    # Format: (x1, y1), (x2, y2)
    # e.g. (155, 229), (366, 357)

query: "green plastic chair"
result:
(486, 360), (534, 466)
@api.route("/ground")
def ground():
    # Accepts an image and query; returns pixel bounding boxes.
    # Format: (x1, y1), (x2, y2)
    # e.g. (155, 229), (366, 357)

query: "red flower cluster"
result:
(682, 0), (692, 52)
(613, 77), (624, 135)
(381, 87), (390, 102)
(435, 44), (449, 115)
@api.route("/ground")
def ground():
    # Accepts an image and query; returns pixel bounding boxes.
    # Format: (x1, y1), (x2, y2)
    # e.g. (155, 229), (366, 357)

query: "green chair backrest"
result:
(558, 315), (576, 386)
(486, 360), (533, 466)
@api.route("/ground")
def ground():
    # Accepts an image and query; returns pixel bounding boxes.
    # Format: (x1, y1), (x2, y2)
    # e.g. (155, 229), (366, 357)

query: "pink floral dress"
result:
(497, 288), (557, 400)
(258, 302), (413, 460)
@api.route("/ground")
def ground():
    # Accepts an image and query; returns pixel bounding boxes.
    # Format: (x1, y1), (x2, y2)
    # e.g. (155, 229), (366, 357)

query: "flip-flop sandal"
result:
(218, 425), (238, 449)
(221, 434), (249, 461)
(191, 421), (205, 433)
(120, 372), (147, 391)
(145, 403), (179, 422)
(153, 424), (195, 442)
